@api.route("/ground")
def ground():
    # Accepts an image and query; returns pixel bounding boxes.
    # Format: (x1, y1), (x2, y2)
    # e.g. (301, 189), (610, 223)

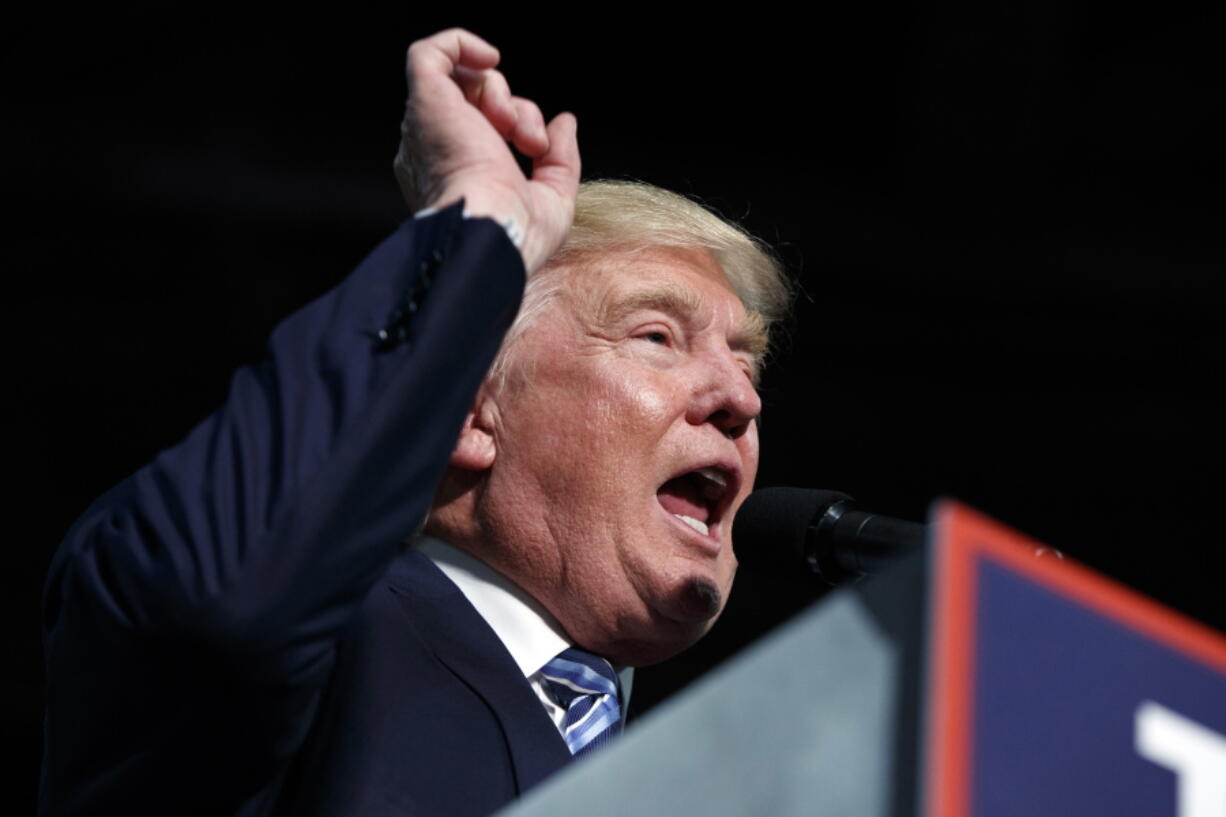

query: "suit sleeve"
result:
(39, 204), (525, 814)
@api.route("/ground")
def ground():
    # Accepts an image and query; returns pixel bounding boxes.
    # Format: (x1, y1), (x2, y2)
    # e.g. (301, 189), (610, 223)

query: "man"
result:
(39, 29), (788, 817)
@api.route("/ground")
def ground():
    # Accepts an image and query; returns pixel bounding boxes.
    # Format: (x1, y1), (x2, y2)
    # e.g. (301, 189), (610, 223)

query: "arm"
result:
(40, 29), (579, 814)
(44, 206), (521, 667)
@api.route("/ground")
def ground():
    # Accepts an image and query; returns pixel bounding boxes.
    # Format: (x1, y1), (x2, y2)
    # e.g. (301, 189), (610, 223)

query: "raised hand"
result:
(394, 29), (580, 273)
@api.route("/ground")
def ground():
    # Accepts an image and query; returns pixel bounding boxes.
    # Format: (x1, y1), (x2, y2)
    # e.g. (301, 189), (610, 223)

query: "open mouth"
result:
(656, 465), (738, 539)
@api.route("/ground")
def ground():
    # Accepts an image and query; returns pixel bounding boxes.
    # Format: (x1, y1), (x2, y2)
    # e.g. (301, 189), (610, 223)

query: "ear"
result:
(449, 393), (498, 472)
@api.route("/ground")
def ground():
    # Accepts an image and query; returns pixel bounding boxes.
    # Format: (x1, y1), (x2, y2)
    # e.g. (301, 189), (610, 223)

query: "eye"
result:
(634, 325), (673, 346)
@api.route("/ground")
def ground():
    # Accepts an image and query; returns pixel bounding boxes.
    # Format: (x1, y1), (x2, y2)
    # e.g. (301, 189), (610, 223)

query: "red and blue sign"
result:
(925, 502), (1226, 817)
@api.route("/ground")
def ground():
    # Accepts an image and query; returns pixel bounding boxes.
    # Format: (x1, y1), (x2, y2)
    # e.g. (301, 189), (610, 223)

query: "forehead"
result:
(559, 246), (760, 337)
(578, 244), (733, 290)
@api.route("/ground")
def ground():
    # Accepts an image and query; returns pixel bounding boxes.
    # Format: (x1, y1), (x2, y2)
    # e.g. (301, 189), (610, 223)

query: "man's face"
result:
(478, 246), (764, 666)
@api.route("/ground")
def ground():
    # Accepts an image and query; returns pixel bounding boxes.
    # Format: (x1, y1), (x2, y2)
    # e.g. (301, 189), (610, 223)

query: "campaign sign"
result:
(924, 501), (1226, 817)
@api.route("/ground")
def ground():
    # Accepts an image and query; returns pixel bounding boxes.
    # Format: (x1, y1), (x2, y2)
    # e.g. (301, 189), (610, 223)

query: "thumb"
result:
(531, 112), (580, 202)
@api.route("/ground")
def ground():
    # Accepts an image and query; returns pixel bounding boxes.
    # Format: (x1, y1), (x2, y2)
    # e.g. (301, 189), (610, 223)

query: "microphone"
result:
(732, 487), (927, 585)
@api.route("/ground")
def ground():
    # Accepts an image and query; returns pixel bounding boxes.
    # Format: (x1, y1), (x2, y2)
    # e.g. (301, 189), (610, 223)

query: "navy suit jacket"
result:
(40, 205), (571, 816)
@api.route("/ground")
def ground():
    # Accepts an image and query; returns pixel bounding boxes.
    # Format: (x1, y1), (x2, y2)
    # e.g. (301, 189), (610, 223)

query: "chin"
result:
(563, 557), (733, 666)
(609, 578), (726, 667)
(673, 576), (724, 621)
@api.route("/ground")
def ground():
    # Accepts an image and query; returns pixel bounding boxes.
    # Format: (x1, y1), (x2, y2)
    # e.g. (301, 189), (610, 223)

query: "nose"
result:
(685, 353), (763, 440)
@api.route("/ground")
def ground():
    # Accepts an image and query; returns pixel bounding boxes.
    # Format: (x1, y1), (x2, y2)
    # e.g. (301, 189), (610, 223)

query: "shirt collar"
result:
(414, 536), (571, 679)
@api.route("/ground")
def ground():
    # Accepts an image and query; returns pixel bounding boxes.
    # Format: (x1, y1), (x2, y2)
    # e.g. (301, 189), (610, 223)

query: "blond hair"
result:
(490, 180), (791, 386)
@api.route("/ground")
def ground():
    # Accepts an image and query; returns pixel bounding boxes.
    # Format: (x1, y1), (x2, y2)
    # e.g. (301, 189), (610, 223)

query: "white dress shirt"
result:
(415, 536), (632, 730)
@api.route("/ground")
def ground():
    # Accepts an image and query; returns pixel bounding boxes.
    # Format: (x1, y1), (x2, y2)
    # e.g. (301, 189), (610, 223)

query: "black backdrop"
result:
(7, 5), (1223, 810)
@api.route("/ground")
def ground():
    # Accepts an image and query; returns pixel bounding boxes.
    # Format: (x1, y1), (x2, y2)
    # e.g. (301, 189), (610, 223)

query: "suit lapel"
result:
(385, 550), (573, 794)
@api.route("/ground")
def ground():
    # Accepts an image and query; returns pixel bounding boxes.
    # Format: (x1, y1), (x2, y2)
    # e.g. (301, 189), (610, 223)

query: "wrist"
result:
(430, 183), (536, 265)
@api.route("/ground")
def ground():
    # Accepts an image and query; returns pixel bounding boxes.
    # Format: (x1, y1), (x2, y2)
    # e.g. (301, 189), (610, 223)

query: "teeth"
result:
(674, 514), (710, 536)
(695, 467), (728, 488)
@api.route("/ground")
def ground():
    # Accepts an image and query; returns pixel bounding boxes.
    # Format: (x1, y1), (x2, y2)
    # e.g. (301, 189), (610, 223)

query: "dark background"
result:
(6, 5), (1223, 810)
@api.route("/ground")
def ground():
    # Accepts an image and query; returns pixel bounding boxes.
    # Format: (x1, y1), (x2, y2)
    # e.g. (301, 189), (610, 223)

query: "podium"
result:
(499, 501), (1226, 817)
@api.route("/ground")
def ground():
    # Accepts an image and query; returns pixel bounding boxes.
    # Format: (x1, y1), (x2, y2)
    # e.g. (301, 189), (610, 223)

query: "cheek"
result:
(630, 387), (672, 425)
(741, 427), (761, 478)
(582, 368), (673, 441)
(612, 366), (676, 423)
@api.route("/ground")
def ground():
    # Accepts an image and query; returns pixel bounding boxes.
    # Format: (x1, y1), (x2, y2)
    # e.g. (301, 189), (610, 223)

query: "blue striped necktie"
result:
(540, 647), (622, 756)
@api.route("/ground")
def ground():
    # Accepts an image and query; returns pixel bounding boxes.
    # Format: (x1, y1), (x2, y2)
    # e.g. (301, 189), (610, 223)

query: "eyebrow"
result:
(595, 285), (702, 327)
(595, 284), (770, 375)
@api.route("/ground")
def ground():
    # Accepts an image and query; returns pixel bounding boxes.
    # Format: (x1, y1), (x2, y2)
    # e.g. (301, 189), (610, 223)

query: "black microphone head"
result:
(733, 487), (852, 571)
